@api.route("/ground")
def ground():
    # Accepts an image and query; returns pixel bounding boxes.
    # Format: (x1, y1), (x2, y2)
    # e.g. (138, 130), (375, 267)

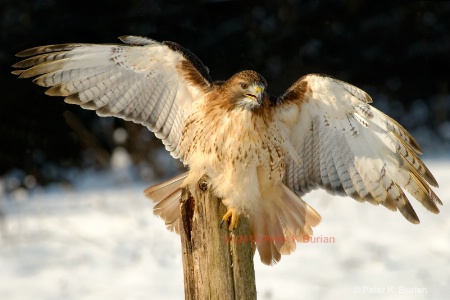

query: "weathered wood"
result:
(180, 175), (256, 300)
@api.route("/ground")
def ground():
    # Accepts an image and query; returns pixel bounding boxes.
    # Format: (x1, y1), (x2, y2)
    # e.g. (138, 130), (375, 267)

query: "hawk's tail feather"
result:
(144, 172), (188, 233)
(251, 184), (322, 265)
(145, 176), (322, 265)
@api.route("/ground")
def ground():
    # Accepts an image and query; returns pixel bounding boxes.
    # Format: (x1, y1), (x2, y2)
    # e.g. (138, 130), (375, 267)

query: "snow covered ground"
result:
(1, 159), (449, 300)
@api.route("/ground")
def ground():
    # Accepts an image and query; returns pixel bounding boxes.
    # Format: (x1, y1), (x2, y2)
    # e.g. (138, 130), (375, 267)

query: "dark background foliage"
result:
(1, 0), (449, 188)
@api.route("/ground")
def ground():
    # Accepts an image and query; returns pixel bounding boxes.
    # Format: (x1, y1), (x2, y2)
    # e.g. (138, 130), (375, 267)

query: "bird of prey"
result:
(12, 36), (441, 265)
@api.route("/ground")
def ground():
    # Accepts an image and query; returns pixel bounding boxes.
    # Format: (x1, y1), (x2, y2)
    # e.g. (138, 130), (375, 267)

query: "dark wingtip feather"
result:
(399, 201), (420, 224)
(15, 44), (84, 58)
(11, 70), (24, 76)
(64, 94), (82, 105)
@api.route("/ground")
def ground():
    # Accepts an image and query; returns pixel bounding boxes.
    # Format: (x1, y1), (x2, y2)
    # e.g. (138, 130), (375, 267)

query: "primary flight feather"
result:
(13, 36), (441, 265)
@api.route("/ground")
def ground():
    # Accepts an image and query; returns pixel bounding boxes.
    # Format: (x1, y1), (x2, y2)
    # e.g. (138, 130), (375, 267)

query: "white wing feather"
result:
(278, 74), (440, 223)
(12, 36), (212, 159)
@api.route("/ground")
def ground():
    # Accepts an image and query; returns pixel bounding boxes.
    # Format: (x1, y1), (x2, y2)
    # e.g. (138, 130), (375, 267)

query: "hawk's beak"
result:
(245, 84), (264, 103)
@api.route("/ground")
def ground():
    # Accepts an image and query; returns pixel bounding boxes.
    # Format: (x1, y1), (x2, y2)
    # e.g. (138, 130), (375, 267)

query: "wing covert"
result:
(12, 35), (213, 159)
(276, 74), (441, 223)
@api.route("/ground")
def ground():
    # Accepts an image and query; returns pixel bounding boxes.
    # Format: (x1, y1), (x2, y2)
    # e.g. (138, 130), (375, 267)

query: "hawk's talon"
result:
(219, 219), (225, 229)
(221, 208), (239, 231)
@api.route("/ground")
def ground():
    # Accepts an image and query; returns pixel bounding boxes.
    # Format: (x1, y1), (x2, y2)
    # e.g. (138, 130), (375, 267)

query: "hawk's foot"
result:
(220, 208), (239, 231)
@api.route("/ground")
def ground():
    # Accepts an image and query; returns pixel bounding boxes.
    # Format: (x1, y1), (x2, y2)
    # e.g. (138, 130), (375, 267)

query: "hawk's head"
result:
(223, 70), (268, 110)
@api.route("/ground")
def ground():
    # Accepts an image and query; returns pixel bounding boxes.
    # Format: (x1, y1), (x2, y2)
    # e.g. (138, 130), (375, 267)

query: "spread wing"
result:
(12, 35), (213, 159)
(275, 74), (441, 223)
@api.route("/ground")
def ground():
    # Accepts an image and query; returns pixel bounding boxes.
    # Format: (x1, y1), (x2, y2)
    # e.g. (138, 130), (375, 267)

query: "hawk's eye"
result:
(240, 83), (249, 90)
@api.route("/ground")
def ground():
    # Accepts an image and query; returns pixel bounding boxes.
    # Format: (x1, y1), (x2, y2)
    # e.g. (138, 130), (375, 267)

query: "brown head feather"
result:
(218, 70), (269, 110)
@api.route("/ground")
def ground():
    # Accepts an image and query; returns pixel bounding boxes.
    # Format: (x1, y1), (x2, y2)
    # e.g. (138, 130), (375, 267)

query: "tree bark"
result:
(180, 175), (257, 300)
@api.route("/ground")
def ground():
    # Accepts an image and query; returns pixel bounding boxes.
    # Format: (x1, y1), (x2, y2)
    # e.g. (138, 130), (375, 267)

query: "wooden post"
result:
(180, 175), (257, 300)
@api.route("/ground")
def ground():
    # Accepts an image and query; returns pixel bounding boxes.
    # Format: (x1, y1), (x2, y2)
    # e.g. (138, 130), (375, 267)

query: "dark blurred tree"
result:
(1, 0), (449, 186)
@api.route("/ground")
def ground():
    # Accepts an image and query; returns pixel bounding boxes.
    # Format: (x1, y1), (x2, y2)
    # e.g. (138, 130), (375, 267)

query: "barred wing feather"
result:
(277, 74), (441, 224)
(12, 36), (212, 160)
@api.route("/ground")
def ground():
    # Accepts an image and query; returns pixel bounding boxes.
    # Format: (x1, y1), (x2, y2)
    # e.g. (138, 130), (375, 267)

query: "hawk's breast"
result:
(179, 103), (285, 207)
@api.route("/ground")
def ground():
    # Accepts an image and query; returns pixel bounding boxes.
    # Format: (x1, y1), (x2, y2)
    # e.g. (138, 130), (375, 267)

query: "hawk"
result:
(12, 36), (441, 265)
